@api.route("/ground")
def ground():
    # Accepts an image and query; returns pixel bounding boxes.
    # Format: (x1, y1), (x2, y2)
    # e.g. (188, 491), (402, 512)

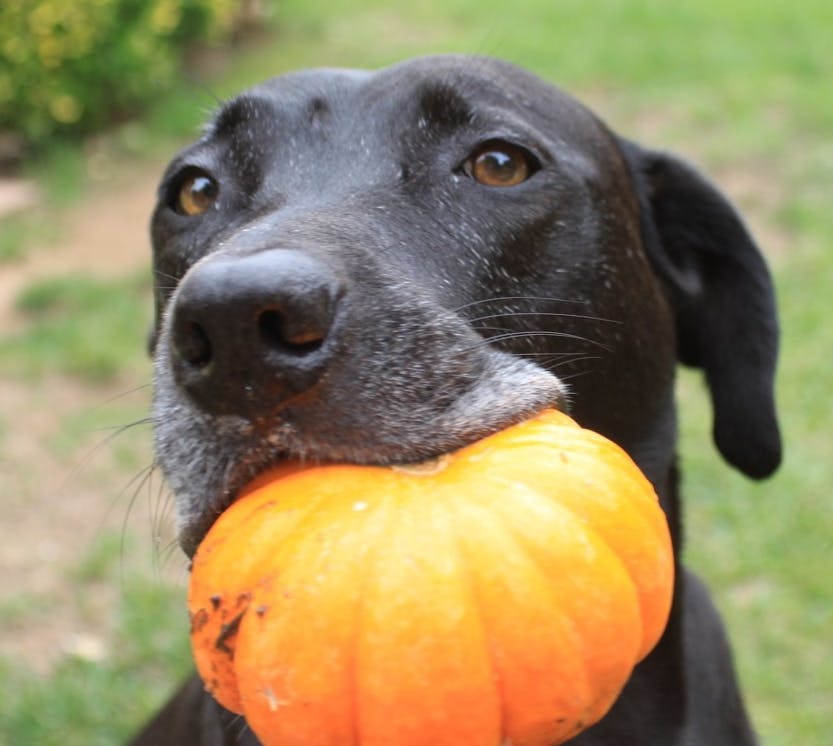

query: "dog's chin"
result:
(157, 354), (568, 557)
(172, 444), (292, 559)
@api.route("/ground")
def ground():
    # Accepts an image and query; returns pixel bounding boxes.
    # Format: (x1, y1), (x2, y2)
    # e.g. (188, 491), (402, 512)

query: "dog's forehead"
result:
(215, 55), (610, 151)
(370, 55), (593, 117)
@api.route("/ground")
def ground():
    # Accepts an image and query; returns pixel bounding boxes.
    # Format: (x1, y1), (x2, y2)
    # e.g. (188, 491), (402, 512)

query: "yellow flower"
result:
(50, 93), (82, 124)
(29, 1), (61, 36)
(38, 37), (63, 68)
(150, 0), (182, 35)
(3, 37), (27, 64)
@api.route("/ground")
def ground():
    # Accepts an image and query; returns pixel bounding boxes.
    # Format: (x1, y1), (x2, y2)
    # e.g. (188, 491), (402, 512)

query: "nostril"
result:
(168, 250), (342, 416)
(257, 309), (325, 355)
(175, 321), (213, 367)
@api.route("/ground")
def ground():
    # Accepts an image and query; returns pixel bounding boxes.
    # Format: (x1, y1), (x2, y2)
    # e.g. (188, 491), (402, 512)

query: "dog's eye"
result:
(173, 168), (219, 216)
(463, 141), (538, 187)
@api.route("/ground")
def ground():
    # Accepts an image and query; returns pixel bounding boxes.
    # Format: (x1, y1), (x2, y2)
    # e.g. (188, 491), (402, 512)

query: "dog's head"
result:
(149, 56), (781, 555)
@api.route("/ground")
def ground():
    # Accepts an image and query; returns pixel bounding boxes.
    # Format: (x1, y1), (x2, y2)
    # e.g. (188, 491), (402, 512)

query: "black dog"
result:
(132, 55), (781, 745)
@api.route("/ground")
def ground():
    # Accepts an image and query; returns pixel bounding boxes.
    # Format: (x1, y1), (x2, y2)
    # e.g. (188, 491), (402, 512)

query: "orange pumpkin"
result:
(188, 409), (674, 746)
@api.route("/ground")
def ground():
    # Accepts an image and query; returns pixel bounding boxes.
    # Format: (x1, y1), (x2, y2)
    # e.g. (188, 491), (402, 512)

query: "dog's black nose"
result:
(169, 249), (343, 418)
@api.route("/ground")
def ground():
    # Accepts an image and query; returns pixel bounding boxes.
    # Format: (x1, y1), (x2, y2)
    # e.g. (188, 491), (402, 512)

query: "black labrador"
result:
(132, 55), (781, 745)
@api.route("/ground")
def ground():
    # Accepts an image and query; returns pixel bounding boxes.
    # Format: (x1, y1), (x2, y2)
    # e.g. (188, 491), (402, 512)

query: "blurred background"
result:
(0, 1), (830, 743)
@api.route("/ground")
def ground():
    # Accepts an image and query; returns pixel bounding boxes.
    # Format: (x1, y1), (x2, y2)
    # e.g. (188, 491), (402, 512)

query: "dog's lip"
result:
(179, 450), (293, 557)
(196, 406), (567, 550)
(174, 357), (568, 561)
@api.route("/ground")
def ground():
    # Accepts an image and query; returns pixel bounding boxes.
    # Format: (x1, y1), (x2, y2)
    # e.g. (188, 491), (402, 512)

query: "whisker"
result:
(558, 368), (599, 382)
(470, 324), (525, 335)
(89, 416), (153, 434)
(470, 324), (615, 348)
(466, 329), (613, 353)
(150, 470), (174, 573)
(467, 310), (621, 325)
(501, 350), (592, 359)
(451, 295), (589, 315)
(509, 350), (604, 371)
(84, 383), (153, 413)
(231, 713), (253, 744)
(117, 462), (158, 586)
(60, 418), (153, 504)
(129, 469), (186, 582)
(153, 268), (182, 284)
(548, 355), (604, 369)
(114, 475), (179, 586)
(155, 535), (186, 580)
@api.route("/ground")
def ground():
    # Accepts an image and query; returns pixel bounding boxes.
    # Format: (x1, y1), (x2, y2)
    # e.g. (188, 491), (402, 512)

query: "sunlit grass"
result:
(0, 271), (152, 382)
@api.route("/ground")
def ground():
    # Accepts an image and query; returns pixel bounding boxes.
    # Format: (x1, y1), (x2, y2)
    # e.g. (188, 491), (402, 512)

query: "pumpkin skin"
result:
(188, 409), (674, 746)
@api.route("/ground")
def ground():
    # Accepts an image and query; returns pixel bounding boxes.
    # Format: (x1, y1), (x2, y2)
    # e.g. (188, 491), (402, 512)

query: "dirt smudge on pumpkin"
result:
(236, 591), (251, 609)
(215, 609), (246, 658)
(190, 608), (210, 634)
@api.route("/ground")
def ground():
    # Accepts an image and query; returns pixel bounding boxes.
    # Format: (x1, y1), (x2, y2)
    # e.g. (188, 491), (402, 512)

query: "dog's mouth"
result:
(177, 446), (293, 559)
(170, 393), (568, 558)
(153, 308), (569, 557)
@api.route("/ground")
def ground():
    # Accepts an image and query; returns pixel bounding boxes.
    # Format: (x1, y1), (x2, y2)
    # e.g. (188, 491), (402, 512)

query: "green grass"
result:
(1, 1), (831, 744)
(0, 583), (190, 746)
(0, 527), (190, 746)
(0, 212), (59, 263)
(26, 140), (91, 207)
(0, 271), (152, 382)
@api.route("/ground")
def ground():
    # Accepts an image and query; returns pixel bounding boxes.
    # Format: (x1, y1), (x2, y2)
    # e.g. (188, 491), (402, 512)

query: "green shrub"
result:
(0, 0), (242, 147)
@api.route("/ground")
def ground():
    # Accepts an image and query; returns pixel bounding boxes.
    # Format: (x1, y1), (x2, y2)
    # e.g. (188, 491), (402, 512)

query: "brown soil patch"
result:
(0, 159), (162, 332)
(0, 178), (37, 218)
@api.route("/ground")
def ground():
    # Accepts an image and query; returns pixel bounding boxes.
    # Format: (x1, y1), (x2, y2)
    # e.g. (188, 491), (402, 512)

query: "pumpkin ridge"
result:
(485, 489), (604, 650)
(487, 481), (643, 726)
(188, 485), (334, 715)
(423, 491), (503, 745)
(235, 484), (393, 743)
(349, 492), (395, 746)
(448, 487), (596, 745)
(353, 488), (501, 746)
(448, 494), (572, 744)
(550, 438), (667, 537)
(485, 461), (668, 661)
(233, 476), (340, 716)
(445, 493), (505, 745)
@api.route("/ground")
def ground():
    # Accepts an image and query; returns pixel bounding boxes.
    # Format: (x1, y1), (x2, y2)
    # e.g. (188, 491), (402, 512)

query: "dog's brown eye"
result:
(175, 169), (219, 216)
(464, 142), (536, 187)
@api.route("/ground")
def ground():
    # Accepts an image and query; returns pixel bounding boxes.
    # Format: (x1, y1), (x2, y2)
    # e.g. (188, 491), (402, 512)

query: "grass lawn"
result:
(1, 1), (830, 743)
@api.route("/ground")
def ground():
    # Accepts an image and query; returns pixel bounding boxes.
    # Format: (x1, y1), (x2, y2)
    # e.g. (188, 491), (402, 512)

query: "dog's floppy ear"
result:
(621, 139), (781, 479)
